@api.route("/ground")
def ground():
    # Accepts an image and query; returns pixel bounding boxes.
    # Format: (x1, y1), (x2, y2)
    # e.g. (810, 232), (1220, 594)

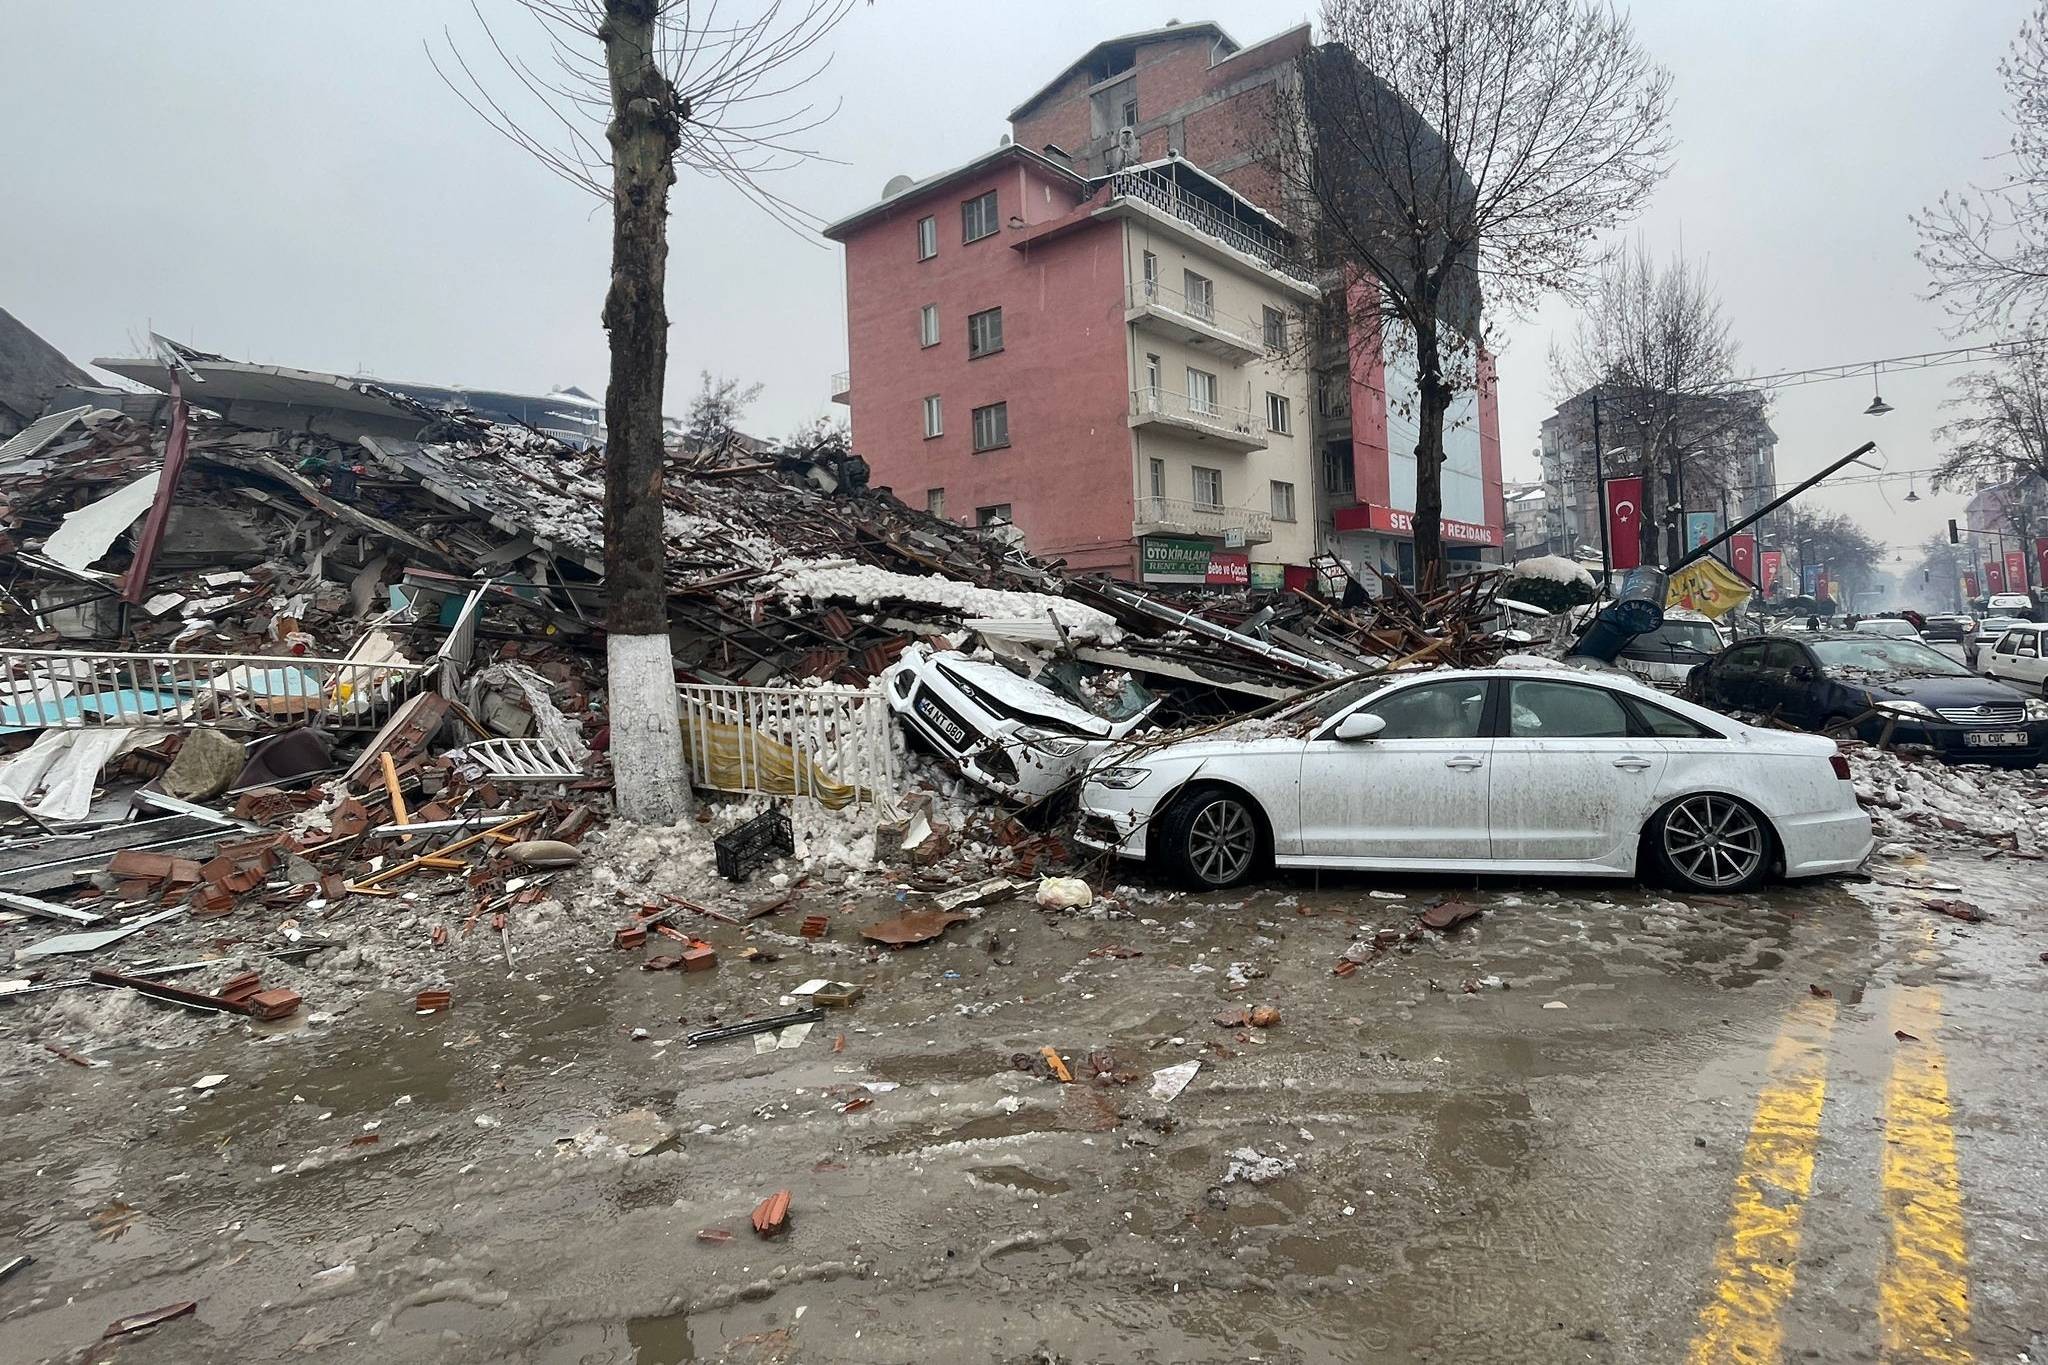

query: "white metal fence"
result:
(0, 650), (434, 733)
(677, 681), (898, 812)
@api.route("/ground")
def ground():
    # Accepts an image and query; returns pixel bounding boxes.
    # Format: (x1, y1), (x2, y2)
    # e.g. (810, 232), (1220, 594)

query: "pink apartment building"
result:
(825, 20), (1503, 588)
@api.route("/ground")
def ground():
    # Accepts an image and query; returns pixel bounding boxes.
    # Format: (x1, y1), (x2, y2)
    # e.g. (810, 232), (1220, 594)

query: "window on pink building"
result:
(916, 216), (937, 260)
(962, 191), (998, 243)
(967, 307), (1004, 358)
(971, 402), (1009, 452)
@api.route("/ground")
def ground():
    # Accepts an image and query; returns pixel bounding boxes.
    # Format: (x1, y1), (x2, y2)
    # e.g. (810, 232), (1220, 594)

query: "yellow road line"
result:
(1687, 996), (1837, 1365)
(1880, 987), (1973, 1364)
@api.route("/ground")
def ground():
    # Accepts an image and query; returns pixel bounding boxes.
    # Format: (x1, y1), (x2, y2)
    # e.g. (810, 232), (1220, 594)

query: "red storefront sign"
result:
(2006, 548), (2029, 592)
(1331, 504), (1501, 546)
(1760, 549), (1783, 593)
(1604, 477), (1644, 571)
(1729, 534), (1757, 582)
(1206, 553), (1249, 586)
(1986, 560), (2006, 594)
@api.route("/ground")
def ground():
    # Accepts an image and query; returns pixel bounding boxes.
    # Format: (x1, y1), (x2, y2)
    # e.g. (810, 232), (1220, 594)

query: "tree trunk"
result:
(1410, 320), (1449, 590)
(601, 0), (689, 824)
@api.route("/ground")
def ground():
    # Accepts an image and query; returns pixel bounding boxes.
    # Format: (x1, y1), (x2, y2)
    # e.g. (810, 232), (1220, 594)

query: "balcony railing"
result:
(1133, 496), (1274, 544)
(1107, 168), (1312, 281)
(829, 370), (850, 403)
(1128, 280), (1263, 356)
(1129, 386), (1265, 448)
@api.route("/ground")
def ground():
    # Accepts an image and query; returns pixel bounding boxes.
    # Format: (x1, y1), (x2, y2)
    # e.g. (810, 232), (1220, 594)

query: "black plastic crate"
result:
(714, 804), (795, 882)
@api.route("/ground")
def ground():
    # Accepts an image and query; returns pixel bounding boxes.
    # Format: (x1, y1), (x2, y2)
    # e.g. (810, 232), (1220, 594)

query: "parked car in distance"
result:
(1687, 631), (2048, 766)
(1613, 609), (1724, 689)
(1919, 613), (1977, 644)
(1854, 617), (1924, 641)
(1980, 621), (2048, 696)
(1969, 616), (2027, 670)
(884, 642), (1158, 802)
(1075, 666), (1871, 894)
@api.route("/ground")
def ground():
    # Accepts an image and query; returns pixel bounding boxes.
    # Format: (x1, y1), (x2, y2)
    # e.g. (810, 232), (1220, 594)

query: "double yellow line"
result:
(1686, 985), (1972, 1363)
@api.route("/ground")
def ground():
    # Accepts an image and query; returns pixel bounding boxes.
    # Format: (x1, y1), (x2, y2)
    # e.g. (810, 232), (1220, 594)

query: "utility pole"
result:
(1591, 393), (1610, 593)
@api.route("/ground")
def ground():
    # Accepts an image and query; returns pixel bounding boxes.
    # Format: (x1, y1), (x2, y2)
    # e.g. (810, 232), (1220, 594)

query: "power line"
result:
(1747, 338), (2047, 390)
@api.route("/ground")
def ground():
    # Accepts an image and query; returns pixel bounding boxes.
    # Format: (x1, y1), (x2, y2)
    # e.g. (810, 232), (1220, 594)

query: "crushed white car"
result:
(883, 642), (1159, 802)
(1075, 666), (1871, 894)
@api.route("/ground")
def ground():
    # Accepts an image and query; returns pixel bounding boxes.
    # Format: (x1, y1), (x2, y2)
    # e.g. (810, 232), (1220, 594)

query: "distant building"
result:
(1503, 480), (1554, 560)
(1538, 386), (1776, 559)
(826, 19), (1503, 587)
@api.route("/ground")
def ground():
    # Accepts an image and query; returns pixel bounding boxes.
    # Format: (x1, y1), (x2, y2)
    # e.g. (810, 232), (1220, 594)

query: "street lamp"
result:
(1864, 367), (1893, 416)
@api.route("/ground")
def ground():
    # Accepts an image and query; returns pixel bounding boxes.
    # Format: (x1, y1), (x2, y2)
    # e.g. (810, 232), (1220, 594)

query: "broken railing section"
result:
(0, 649), (432, 733)
(677, 681), (898, 814)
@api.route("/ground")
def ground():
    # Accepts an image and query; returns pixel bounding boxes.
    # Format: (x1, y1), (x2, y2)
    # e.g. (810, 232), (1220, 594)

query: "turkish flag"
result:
(1987, 560), (2006, 594)
(1604, 476), (1644, 570)
(2006, 548), (2029, 592)
(1729, 534), (1757, 583)
(2036, 537), (2048, 589)
(1964, 571), (1980, 598)
(1760, 549), (1782, 592)
(1815, 568), (1831, 600)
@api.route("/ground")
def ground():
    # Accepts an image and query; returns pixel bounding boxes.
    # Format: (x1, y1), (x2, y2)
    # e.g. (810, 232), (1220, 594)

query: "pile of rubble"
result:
(0, 337), (1533, 1055)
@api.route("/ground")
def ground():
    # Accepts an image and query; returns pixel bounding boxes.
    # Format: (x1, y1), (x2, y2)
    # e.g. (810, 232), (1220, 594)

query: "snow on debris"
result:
(1506, 555), (1595, 588)
(775, 559), (1122, 642)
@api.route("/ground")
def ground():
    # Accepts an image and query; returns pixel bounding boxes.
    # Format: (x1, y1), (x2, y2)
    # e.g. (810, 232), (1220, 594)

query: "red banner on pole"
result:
(1760, 549), (1782, 593)
(1728, 534), (1757, 583)
(1815, 567), (1831, 600)
(1987, 560), (2006, 594)
(1964, 571), (1980, 598)
(2036, 537), (2048, 589)
(1604, 477), (1644, 571)
(2006, 548), (2029, 592)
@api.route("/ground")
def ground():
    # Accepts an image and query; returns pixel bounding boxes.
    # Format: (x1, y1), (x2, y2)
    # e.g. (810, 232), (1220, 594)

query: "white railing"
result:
(0, 650), (434, 733)
(1108, 168), (1312, 281)
(1130, 386), (1264, 444)
(1129, 281), (1263, 352)
(677, 681), (898, 813)
(1134, 496), (1274, 542)
(830, 370), (850, 394)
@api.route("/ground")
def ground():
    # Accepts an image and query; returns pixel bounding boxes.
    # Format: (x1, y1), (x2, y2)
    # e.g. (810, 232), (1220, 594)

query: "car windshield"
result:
(1036, 659), (1154, 722)
(1276, 675), (1397, 725)
(1624, 621), (1722, 656)
(1855, 620), (1918, 637)
(1809, 637), (1974, 679)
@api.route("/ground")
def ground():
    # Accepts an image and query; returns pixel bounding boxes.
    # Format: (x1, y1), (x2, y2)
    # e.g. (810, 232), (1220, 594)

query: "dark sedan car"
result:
(1688, 632), (2048, 766)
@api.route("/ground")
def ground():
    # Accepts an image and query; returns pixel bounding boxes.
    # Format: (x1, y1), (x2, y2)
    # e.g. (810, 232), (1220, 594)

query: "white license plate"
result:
(1964, 730), (2027, 747)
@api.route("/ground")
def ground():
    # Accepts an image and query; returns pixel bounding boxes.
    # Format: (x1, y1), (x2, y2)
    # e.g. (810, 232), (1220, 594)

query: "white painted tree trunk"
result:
(607, 631), (688, 823)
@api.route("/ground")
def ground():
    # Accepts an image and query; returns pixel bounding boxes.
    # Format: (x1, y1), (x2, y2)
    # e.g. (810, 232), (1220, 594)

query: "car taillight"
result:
(1830, 753), (1852, 781)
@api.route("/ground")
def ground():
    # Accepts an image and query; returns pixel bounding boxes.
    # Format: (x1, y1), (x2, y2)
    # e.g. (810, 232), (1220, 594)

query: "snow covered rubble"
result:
(1850, 744), (2048, 852)
(774, 558), (1124, 643)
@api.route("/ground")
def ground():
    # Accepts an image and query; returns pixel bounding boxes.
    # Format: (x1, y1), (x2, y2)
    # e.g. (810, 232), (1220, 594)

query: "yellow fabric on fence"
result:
(680, 715), (862, 810)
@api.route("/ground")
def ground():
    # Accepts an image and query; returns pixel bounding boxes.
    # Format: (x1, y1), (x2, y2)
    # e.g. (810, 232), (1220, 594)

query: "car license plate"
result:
(911, 690), (979, 752)
(1964, 730), (2027, 747)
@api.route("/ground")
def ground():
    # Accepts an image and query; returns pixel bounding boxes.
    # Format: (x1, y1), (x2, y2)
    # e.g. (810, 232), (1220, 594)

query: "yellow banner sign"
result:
(1666, 556), (1753, 619)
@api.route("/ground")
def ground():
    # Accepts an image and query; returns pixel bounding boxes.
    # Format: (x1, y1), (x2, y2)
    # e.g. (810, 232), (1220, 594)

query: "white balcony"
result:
(1103, 167), (1314, 285)
(830, 370), (850, 405)
(1126, 281), (1263, 364)
(1132, 496), (1274, 546)
(1128, 386), (1267, 452)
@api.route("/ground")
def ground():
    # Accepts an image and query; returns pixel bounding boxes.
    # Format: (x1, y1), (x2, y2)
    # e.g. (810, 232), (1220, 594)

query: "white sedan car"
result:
(1075, 667), (1871, 894)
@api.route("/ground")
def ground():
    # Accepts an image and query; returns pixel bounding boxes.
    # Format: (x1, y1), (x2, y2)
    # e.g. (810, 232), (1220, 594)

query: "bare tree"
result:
(1273, 0), (1673, 587)
(1916, 1), (2048, 333)
(681, 370), (764, 463)
(1780, 506), (1883, 603)
(433, 0), (857, 823)
(1933, 353), (2048, 491)
(1551, 241), (1767, 565)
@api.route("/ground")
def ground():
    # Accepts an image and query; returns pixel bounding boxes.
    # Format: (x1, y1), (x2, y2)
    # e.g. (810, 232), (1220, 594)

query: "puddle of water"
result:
(629, 1309), (696, 1363)
(968, 1163), (1071, 1195)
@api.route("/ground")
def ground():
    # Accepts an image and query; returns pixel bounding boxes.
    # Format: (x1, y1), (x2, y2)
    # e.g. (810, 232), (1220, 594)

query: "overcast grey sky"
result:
(0, 1), (2029, 570)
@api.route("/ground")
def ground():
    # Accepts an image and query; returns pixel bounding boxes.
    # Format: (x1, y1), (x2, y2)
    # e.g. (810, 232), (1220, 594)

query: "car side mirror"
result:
(1334, 712), (1387, 742)
(1790, 665), (1814, 681)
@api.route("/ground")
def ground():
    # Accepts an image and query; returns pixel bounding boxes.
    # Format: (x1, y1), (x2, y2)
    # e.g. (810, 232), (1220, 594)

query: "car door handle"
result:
(1612, 756), (1653, 771)
(1445, 755), (1484, 770)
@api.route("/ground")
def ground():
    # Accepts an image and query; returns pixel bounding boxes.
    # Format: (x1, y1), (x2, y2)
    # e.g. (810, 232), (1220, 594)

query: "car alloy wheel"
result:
(1661, 794), (1766, 890)
(1186, 797), (1258, 886)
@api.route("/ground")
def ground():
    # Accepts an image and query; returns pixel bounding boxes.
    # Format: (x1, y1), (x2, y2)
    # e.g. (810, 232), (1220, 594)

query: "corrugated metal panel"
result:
(0, 405), (90, 467)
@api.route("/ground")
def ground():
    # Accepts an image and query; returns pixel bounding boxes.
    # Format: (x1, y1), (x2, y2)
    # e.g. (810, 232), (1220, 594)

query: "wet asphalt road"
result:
(1, 853), (2044, 1364)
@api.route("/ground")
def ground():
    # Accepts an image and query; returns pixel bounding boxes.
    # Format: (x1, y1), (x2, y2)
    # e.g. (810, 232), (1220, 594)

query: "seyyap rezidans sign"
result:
(1141, 536), (1249, 585)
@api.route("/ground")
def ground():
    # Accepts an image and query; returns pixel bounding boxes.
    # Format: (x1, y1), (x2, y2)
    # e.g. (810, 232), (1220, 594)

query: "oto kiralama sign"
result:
(1140, 536), (1249, 585)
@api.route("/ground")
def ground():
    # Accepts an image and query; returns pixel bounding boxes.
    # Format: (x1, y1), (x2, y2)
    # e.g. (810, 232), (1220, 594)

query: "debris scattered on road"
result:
(751, 1190), (792, 1237)
(862, 908), (969, 946)
(1417, 900), (1482, 932)
(1149, 1059), (1200, 1102)
(1223, 1147), (1296, 1185)
(1249, 1005), (1282, 1028)
(1034, 876), (1093, 910)
(103, 1300), (198, 1339)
